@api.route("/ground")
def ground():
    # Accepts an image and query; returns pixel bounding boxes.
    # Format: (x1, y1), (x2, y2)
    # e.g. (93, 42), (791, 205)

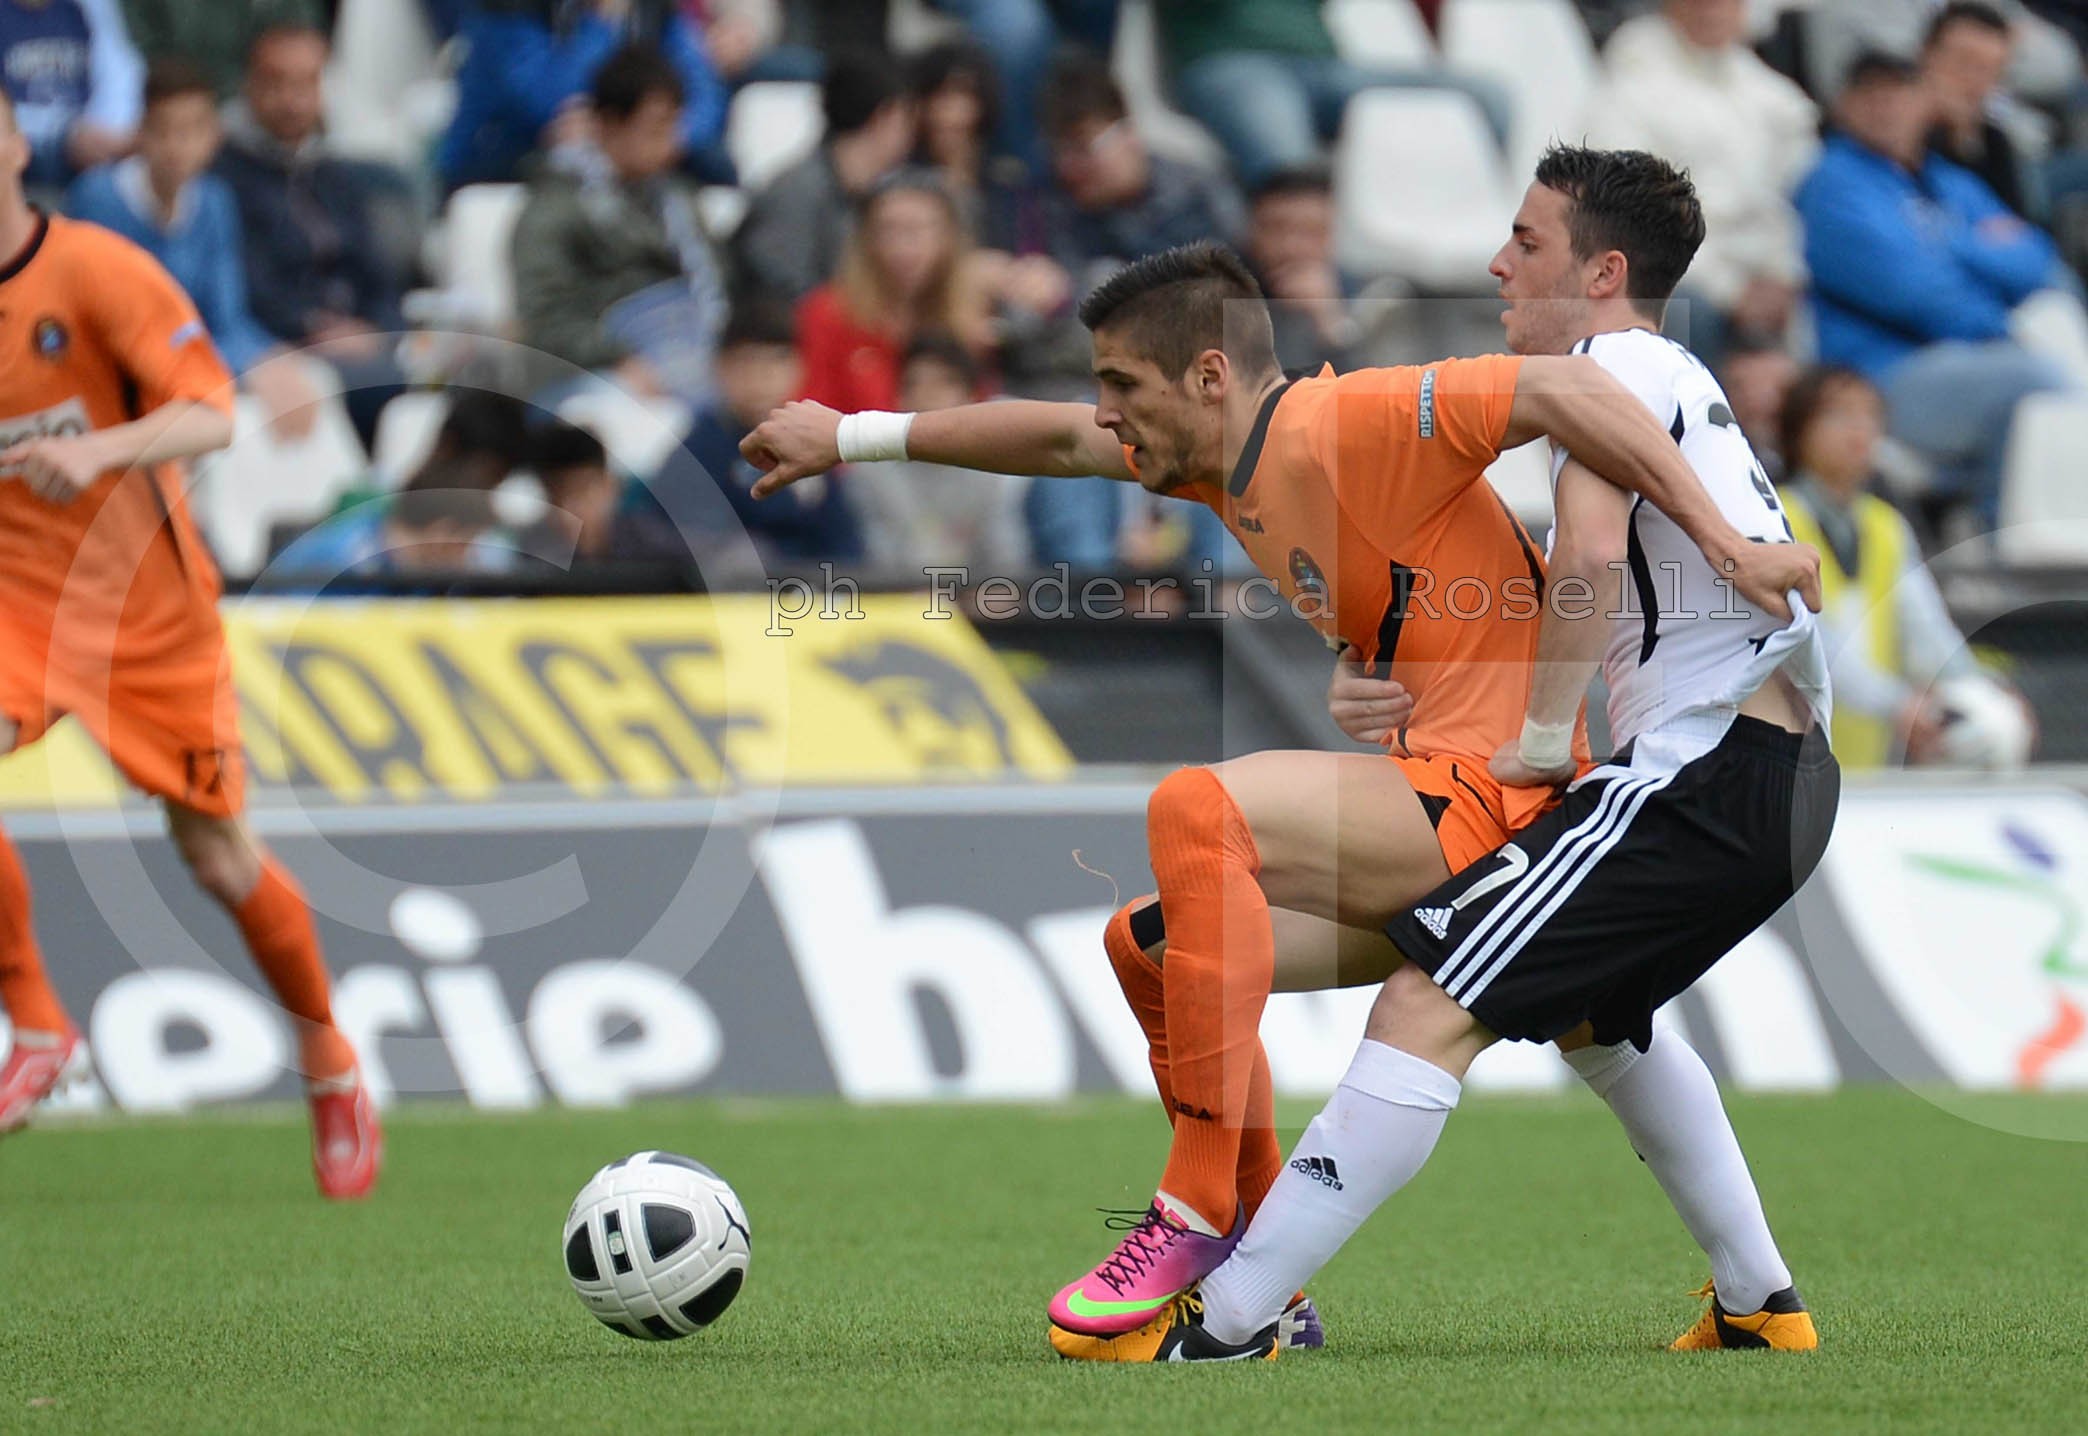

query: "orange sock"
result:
(1236, 1049), (1283, 1220)
(1146, 767), (1274, 1234)
(234, 858), (353, 1082)
(0, 826), (67, 1036)
(1104, 898), (1173, 1118)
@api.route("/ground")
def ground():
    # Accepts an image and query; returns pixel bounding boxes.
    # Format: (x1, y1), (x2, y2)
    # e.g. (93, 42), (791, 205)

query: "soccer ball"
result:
(562, 1151), (751, 1340)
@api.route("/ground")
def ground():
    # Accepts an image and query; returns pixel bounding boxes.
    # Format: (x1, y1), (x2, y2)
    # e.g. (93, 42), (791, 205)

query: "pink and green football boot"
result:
(1049, 1200), (1245, 1336)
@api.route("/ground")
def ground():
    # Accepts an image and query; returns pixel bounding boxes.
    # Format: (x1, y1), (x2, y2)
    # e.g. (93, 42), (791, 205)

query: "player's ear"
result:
(1192, 348), (1229, 401)
(1589, 250), (1629, 302)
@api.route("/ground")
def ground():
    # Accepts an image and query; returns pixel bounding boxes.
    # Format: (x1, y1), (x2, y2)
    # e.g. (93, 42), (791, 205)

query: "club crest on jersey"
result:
(32, 317), (67, 362)
(1287, 547), (1327, 598)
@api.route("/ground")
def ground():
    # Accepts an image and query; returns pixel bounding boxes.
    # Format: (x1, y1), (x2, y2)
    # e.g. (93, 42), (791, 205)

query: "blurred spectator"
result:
(909, 41), (1072, 366)
(847, 332), (1026, 569)
(1776, 365), (2030, 767)
(0, 0), (141, 189)
(1242, 164), (1357, 374)
(1036, 57), (1240, 285)
(307, 388), (531, 520)
(662, 293), (863, 563)
(1026, 57), (1240, 567)
(1717, 335), (1801, 479)
(217, 24), (407, 447)
(1796, 51), (2076, 527)
(118, 0), (322, 99)
(1584, 0), (1818, 356)
(1924, 2), (2034, 218)
(65, 58), (322, 437)
(509, 419), (664, 563)
(509, 43), (728, 405)
(732, 52), (914, 303)
(794, 168), (989, 416)
(920, 0), (1116, 175)
(682, 0), (820, 85)
(1158, 0), (1513, 192)
(285, 474), (512, 589)
(440, 0), (729, 190)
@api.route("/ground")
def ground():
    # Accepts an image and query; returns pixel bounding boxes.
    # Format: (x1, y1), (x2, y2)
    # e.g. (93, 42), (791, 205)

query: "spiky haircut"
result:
(1533, 145), (1706, 319)
(1076, 243), (1279, 382)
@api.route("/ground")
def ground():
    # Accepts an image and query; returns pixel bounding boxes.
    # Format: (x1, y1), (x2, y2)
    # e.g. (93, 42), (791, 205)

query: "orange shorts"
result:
(1389, 751), (1562, 874)
(0, 604), (246, 818)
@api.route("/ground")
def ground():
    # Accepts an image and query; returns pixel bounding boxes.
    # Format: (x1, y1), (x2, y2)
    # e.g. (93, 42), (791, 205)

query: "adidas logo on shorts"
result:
(1289, 1155), (1343, 1191)
(1414, 906), (1453, 940)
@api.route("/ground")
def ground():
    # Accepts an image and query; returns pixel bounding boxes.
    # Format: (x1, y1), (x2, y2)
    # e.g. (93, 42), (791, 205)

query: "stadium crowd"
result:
(1, 0), (2078, 762)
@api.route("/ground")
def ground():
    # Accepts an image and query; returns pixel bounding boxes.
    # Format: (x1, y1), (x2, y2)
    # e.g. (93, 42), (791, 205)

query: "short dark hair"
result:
(1532, 144), (1706, 318)
(1779, 364), (1878, 473)
(1077, 243), (1279, 382)
(823, 51), (905, 136)
(432, 390), (529, 470)
(1925, 2), (2010, 50)
(144, 56), (215, 111)
(720, 293), (798, 351)
(1038, 51), (1125, 140)
(531, 419), (609, 474)
(1842, 48), (1920, 92)
(909, 41), (1002, 143)
(901, 330), (979, 389)
(1249, 164), (1334, 207)
(592, 43), (685, 122)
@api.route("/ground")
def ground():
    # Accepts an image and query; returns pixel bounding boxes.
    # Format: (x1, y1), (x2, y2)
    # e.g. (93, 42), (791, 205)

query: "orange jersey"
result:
(0, 213), (233, 650)
(1179, 357), (1588, 828)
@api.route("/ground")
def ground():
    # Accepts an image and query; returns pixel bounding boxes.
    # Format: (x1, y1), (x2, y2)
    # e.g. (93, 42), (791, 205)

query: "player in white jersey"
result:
(1095, 147), (1839, 1361)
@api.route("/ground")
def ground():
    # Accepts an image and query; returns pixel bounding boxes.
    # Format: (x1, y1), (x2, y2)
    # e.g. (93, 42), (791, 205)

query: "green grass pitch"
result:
(3, 1087), (2085, 1435)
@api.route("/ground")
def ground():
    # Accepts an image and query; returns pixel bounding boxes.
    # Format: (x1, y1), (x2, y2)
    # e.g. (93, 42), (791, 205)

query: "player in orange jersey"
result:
(0, 91), (378, 1198)
(742, 243), (1818, 1339)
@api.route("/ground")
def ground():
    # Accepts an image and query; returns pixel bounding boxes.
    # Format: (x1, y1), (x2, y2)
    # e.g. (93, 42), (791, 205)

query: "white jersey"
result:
(1549, 328), (1831, 764)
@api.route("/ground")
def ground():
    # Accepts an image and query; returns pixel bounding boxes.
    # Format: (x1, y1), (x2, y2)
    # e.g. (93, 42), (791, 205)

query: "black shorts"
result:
(1384, 717), (1840, 1051)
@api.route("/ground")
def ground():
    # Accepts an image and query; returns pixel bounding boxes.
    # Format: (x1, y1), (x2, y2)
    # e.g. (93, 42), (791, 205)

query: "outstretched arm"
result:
(741, 399), (1135, 498)
(1503, 354), (1822, 620)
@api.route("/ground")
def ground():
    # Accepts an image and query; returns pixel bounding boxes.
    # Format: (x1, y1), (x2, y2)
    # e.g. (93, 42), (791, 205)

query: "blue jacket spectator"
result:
(67, 161), (275, 371)
(439, 0), (728, 191)
(1795, 53), (2075, 529)
(1799, 131), (2061, 379)
(0, 0), (141, 188)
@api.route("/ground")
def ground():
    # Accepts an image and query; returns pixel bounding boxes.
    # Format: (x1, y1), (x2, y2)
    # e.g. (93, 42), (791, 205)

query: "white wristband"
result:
(835, 410), (916, 463)
(1518, 716), (1575, 772)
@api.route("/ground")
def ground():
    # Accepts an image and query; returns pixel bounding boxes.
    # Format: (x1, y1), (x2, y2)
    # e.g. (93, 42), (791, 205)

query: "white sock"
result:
(1199, 1040), (1460, 1345)
(1564, 1034), (1792, 1314)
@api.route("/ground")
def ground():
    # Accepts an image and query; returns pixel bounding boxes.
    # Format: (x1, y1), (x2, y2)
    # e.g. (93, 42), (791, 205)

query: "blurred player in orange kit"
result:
(0, 89), (378, 1198)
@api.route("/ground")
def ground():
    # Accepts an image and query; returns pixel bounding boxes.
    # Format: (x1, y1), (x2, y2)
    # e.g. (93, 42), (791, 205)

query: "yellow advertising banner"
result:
(0, 596), (1071, 808)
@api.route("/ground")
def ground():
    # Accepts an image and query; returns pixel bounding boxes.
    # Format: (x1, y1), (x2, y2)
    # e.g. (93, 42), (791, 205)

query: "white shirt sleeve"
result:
(1893, 513), (1979, 690)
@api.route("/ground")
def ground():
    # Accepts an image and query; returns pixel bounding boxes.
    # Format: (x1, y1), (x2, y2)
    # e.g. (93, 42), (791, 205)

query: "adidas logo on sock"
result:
(1415, 906), (1453, 939)
(1289, 1155), (1344, 1191)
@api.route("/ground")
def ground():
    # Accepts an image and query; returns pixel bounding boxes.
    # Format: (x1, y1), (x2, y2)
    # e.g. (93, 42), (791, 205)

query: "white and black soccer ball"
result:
(563, 1151), (751, 1340)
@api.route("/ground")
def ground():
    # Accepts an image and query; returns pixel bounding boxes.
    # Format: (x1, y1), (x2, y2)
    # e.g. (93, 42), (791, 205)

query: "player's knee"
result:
(1145, 765), (1227, 843)
(171, 819), (259, 904)
(1364, 962), (1470, 1051)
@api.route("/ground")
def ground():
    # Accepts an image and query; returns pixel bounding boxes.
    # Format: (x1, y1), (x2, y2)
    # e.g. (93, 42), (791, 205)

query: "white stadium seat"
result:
(1440, 0), (1599, 180)
(1325, 0), (1437, 69)
(198, 393), (370, 578)
(371, 391), (452, 486)
(1110, 0), (1227, 171)
(727, 82), (824, 194)
(1334, 89), (1516, 290)
(556, 390), (693, 482)
(1997, 393), (2088, 565)
(438, 184), (529, 332)
(327, 0), (449, 167)
(888, 0), (967, 52)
